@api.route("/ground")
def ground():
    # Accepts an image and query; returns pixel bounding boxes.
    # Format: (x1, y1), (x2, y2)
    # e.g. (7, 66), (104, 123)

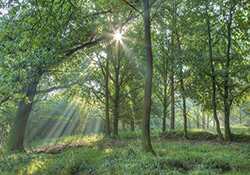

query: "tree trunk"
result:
(224, 4), (235, 142)
(162, 91), (167, 132)
(202, 114), (205, 129)
(162, 55), (168, 132)
(130, 120), (135, 132)
(224, 105), (232, 141)
(176, 28), (188, 139)
(105, 44), (110, 137)
(206, 2), (224, 141)
(207, 115), (209, 129)
(170, 34), (175, 130)
(113, 73), (120, 136)
(179, 61), (187, 138)
(170, 74), (175, 130)
(6, 75), (40, 151)
(141, 0), (155, 155)
(196, 108), (200, 128)
(113, 36), (121, 137)
(188, 118), (191, 129)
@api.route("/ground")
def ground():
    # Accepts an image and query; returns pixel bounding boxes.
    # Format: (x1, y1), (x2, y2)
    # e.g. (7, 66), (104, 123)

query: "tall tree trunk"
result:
(162, 55), (169, 132)
(113, 37), (121, 136)
(170, 74), (175, 130)
(170, 34), (175, 130)
(205, 4), (224, 141)
(113, 65), (120, 136)
(6, 73), (41, 151)
(224, 4), (235, 141)
(176, 28), (188, 139)
(141, 0), (155, 155)
(162, 84), (167, 132)
(105, 45), (111, 137)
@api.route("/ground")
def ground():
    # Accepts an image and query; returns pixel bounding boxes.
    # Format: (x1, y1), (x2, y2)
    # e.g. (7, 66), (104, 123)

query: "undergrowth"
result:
(0, 129), (249, 174)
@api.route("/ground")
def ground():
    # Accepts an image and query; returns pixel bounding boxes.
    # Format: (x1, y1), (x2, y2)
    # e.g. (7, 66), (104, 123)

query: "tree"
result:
(105, 44), (111, 136)
(140, 0), (155, 154)
(205, 1), (224, 141)
(2, 0), (109, 151)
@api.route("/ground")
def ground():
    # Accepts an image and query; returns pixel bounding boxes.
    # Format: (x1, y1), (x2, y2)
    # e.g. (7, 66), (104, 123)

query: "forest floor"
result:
(0, 129), (249, 174)
(30, 136), (249, 154)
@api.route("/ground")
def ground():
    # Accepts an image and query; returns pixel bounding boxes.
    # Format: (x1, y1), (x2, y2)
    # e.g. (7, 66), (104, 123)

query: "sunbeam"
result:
(24, 98), (104, 147)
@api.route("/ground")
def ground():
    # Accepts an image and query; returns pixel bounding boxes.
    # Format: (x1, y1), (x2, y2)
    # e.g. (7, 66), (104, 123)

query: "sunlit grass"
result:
(25, 133), (104, 150)
(1, 129), (249, 174)
(1, 133), (249, 174)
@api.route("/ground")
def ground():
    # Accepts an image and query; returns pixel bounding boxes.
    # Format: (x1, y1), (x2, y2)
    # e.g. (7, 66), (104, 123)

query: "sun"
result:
(114, 31), (122, 41)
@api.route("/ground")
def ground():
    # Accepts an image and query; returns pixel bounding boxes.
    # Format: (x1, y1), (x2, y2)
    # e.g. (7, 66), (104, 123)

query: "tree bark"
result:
(170, 33), (175, 130)
(162, 55), (169, 132)
(6, 72), (41, 151)
(176, 28), (188, 139)
(113, 59), (120, 136)
(206, 4), (224, 141)
(224, 4), (235, 141)
(170, 74), (175, 130)
(105, 44), (111, 137)
(141, 0), (155, 155)
(162, 85), (167, 132)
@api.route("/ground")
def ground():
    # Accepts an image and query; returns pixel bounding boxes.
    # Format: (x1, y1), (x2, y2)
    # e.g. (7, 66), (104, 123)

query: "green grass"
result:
(0, 130), (249, 174)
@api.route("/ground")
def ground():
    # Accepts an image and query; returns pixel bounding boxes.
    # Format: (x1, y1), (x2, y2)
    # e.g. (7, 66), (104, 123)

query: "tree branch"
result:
(121, 0), (143, 15)
(65, 37), (103, 57)
(35, 81), (78, 94)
